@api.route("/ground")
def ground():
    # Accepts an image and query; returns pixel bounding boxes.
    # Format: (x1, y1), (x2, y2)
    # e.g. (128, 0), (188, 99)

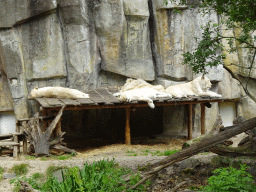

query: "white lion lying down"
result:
(165, 75), (222, 98)
(114, 78), (171, 109)
(116, 88), (172, 109)
(30, 87), (89, 99)
(121, 78), (165, 92)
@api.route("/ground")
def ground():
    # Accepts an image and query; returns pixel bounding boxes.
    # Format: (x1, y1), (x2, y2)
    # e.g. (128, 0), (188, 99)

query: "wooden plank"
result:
(35, 98), (50, 108)
(88, 90), (106, 103)
(96, 88), (121, 103)
(44, 98), (64, 107)
(188, 104), (193, 140)
(155, 97), (171, 102)
(0, 142), (20, 146)
(125, 107), (131, 145)
(76, 98), (95, 105)
(59, 98), (80, 106)
(107, 86), (120, 94)
(201, 103), (206, 135)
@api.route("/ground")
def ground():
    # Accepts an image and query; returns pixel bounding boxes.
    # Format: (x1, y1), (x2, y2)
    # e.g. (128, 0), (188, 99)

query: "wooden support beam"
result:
(201, 103), (206, 135)
(188, 104), (193, 140)
(15, 123), (20, 156)
(125, 107), (131, 145)
(13, 133), (18, 159)
(21, 121), (27, 154)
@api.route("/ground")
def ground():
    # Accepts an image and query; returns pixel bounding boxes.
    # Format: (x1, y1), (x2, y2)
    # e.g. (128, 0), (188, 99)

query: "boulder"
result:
(0, 29), (31, 119)
(237, 96), (256, 120)
(122, 0), (155, 80)
(58, 0), (100, 91)
(152, 4), (218, 80)
(16, 13), (66, 80)
(218, 69), (241, 99)
(0, 0), (57, 28)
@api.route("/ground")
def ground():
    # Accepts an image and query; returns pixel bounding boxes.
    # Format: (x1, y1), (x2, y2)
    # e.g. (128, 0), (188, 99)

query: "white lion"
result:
(118, 87), (172, 109)
(121, 78), (165, 92)
(165, 75), (222, 98)
(30, 86), (90, 99)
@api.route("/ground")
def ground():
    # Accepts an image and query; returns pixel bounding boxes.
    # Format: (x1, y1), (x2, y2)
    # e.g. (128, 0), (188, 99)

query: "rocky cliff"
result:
(0, 0), (255, 138)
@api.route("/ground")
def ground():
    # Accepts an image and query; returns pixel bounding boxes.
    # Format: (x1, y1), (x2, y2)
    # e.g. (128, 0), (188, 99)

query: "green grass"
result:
(26, 156), (36, 160)
(0, 166), (4, 181)
(126, 150), (138, 156)
(0, 167), (4, 175)
(163, 149), (181, 156)
(10, 159), (151, 192)
(10, 164), (29, 176)
(31, 172), (45, 180)
(139, 149), (181, 156)
(40, 153), (76, 161)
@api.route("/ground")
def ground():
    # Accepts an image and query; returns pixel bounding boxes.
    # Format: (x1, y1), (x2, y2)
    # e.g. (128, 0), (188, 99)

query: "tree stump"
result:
(21, 106), (76, 156)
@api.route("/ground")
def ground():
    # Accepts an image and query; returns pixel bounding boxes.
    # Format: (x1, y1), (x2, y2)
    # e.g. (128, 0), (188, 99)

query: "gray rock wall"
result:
(0, 0), (255, 139)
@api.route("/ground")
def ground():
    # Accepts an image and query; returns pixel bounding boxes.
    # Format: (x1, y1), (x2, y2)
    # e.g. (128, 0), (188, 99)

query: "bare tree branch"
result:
(45, 105), (65, 140)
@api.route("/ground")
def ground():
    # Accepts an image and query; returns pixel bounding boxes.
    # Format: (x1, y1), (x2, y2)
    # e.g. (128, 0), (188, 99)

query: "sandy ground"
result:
(0, 137), (186, 192)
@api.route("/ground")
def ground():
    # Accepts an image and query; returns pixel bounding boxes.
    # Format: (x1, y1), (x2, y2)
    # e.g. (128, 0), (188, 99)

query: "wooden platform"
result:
(32, 87), (224, 110)
(31, 87), (226, 144)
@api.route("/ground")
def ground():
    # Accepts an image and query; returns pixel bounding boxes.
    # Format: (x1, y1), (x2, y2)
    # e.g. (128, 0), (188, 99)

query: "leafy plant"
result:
(10, 159), (150, 192)
(10, 164), (29, 176)
(202, 164), (256, 192)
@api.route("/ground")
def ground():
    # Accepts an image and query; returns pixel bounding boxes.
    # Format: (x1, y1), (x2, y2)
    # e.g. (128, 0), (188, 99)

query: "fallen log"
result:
(183, 116), (256, 157)
(124, 116), (256, 191)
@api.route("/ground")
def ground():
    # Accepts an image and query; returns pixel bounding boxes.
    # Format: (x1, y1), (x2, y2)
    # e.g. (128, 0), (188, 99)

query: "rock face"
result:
(0, 0), (255, 138)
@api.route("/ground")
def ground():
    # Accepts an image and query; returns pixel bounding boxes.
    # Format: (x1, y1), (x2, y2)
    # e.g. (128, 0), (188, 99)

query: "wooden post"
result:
(22, 121), (28, 154)
(188, 104), (193, 140)
(13, 133), (19, 159)
(201, 103), (206, 135)
(125, 107), (131, 145)
(15, 123), (20, 155)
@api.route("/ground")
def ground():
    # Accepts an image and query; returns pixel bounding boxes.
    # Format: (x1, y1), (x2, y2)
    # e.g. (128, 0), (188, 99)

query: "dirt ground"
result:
(0, 136), (187, 192)
(0, 136), (254, 192)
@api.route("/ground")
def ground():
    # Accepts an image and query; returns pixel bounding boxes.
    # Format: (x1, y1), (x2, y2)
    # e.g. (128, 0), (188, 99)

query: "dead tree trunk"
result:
(21, 106), (75, 156)
(124, 116), (256, 191)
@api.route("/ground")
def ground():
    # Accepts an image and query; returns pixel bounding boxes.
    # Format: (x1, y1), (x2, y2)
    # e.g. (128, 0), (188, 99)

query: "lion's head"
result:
(199, 76), (212, 92)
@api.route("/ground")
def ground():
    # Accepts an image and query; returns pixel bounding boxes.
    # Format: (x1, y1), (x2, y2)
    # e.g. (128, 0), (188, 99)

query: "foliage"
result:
(10, 164), (29, 176)
(10, 159), (150, 192)
(183, 22), (226, 74)
(202, 164), (256, 192)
